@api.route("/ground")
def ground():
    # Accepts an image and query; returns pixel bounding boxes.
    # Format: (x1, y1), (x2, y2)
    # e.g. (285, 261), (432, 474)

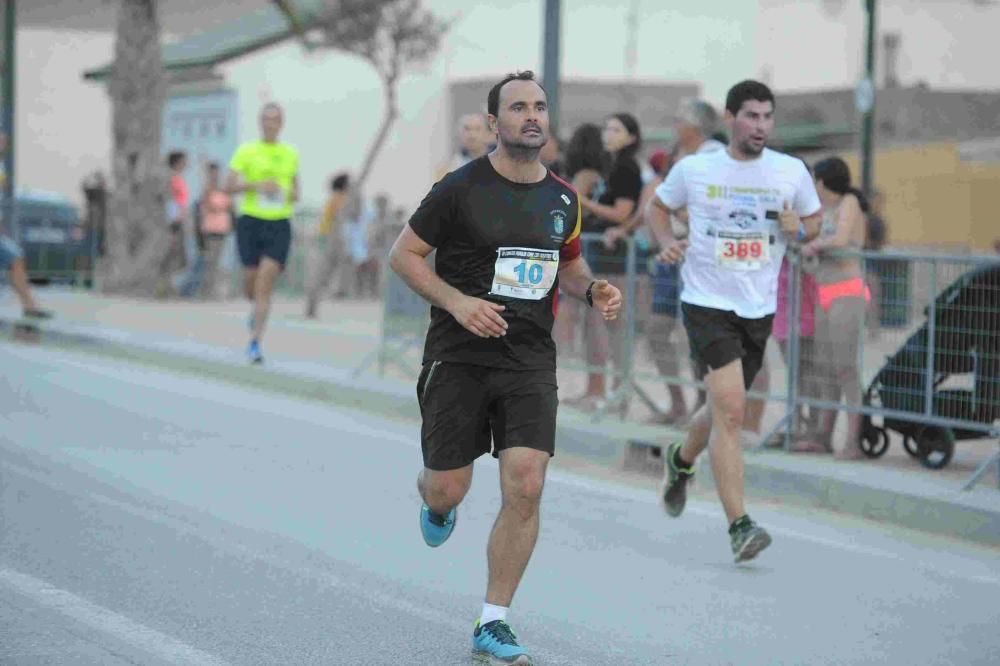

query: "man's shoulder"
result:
(761, 147), (806, 172)
(435, 158), (478, 190)
(675, 148), (721, 174)
(547, 168), (579, 203)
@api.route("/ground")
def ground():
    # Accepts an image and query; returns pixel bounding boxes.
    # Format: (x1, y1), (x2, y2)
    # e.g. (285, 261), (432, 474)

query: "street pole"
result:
(542, 0), (561, 142)
(1, 0), (15, 241)
(860, 0), (877, 199)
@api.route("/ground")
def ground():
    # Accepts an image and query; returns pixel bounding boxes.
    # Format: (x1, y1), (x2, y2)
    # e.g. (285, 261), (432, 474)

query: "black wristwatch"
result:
(585, 280), (596, 308)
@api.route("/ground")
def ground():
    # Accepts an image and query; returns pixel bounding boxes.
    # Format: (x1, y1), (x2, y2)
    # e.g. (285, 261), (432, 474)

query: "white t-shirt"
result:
(655, 147), (821, 319)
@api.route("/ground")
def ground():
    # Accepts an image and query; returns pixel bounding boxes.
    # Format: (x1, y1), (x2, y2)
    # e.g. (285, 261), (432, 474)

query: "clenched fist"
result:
(656, 239), (689, 265)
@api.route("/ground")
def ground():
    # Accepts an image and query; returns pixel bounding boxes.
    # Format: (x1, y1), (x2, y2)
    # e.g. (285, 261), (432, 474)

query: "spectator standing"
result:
(799, 157), (870, 459)
(436, 112), (493, 181)
(569, 113), (643, 411)
(552, 123), (605, 357)
(197, 162), (234, 299)
(82, 170), (108, 257)
(159, 150), (189, 297)
(305, 172), (350, 318)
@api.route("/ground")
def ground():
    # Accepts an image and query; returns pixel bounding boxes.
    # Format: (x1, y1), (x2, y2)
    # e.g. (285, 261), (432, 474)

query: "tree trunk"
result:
(102, 0), (169, 294)
(355, 75), (399, 189)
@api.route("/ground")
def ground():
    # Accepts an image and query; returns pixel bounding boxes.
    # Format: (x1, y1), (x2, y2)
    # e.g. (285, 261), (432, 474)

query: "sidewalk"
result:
(2, 287), (999, 547)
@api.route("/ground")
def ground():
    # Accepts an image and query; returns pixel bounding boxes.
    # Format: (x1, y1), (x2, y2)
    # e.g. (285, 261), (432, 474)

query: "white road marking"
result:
(0, 567), (232, 666)
(1, 461), (468, 635)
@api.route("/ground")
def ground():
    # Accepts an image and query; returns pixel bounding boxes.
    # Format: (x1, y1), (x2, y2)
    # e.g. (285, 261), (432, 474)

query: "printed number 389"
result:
(722, 241), (763, 259)
(514, 261), (544, 285)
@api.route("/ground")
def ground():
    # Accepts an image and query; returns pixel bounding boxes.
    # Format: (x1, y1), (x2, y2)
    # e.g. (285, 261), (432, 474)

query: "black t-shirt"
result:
(584, 156), (642, 274)
(409, 156), (582, 371)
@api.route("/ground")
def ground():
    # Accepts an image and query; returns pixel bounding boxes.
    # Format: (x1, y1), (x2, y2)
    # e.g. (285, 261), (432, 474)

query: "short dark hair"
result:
(725, 80), (775, 116)
(487, 70), (546, 118)
(331, 172), (350, 192)
(167, 151), (186, 168)
(206, 162), (219, 172)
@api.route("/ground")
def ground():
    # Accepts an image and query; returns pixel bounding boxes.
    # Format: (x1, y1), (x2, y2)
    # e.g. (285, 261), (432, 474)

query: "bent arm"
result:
(388, 225), (464, 312)
(225, 170), (256, 195)
(580, 196), (635, 226)
(557, 255), (596, 304)
(645, 195), (680, 249)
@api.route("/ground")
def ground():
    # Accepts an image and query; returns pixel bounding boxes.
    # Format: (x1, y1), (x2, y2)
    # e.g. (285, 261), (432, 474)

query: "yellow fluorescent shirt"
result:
(229, 141), (299, 220)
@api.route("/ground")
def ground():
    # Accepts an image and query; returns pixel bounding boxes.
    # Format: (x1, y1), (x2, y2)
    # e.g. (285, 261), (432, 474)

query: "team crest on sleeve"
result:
(550, 209), (566, 235)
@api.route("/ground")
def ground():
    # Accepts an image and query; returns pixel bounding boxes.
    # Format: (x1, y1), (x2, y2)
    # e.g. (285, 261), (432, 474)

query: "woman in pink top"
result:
(198, 162), (233, 299)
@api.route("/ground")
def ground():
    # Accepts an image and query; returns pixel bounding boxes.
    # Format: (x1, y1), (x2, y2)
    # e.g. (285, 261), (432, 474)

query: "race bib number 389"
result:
(490, 247), (560, 300)
(715, 231), (770, 271)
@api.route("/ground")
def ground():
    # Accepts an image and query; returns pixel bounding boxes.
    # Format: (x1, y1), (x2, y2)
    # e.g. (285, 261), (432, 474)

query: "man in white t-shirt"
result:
(645, 80), (822, 563)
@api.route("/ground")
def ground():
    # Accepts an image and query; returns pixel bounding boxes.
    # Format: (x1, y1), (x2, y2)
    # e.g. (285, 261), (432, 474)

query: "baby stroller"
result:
(861, 263), (1000, 469)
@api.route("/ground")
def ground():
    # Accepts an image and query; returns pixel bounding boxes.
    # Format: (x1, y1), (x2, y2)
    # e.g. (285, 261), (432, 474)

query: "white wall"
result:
(17, 0), (998, 213)
(16, 29), (113, 206)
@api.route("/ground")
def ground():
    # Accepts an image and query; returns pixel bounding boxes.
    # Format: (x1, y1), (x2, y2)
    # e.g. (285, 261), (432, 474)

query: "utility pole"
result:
(1, 0), (15, 241)
(859, 0), (877, 198)
(542, 0), (561, 141)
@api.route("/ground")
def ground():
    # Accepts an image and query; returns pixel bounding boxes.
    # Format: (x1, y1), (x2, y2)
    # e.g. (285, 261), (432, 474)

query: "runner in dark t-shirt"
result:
(409, 155), (585, 371)
(389, 71), (622, 664)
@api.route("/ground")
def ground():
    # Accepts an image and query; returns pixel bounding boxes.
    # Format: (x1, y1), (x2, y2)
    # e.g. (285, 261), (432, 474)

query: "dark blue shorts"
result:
(651, 262), (682, 317)
(236, 215), (291, 268)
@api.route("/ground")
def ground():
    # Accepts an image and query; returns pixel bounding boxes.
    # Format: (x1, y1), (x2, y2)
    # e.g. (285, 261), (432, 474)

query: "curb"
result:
(625, 439), (1000, 547)
(4, 314), (999, 548)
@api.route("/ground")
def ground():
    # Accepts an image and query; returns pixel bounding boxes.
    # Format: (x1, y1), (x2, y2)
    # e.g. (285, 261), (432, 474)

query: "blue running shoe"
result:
(419, 504), (456, 547)
(472, 620), (533, 665)
(247, 339), (263, 364)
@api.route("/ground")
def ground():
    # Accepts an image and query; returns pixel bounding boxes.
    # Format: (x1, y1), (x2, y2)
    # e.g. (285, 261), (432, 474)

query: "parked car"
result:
(3, 190), (94, 285)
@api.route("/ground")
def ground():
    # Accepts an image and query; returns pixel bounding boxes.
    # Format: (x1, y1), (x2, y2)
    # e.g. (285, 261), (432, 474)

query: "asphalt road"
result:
(1, 341), (998, 665)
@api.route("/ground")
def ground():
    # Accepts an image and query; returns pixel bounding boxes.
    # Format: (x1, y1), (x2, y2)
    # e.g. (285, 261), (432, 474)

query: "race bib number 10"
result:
(715, 231), (770, 271)
(490, 247), (560, 300)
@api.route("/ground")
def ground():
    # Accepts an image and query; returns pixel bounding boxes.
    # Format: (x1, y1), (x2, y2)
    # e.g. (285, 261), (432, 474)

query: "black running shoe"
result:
(660, 441), (694, 517)
(730, 518), (772, 563)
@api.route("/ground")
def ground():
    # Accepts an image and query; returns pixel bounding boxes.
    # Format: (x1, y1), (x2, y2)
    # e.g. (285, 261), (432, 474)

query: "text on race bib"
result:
(714, 231), (770, 271)
(490, 247), (560, 300)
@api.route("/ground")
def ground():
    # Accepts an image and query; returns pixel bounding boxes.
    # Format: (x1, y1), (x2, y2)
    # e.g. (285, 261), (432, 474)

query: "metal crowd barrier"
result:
(359, 228), (999, 491)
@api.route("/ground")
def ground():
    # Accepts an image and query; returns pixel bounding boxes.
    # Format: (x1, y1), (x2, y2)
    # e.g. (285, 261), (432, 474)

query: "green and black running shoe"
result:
(730, 516), (772, 563)
(660, 441), (694, 517)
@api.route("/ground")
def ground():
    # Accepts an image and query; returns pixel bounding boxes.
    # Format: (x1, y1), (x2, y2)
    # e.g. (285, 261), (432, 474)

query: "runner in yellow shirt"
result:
(225, 102), (300, 363)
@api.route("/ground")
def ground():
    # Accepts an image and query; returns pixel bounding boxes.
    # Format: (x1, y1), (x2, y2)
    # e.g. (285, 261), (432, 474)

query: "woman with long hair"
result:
(551, 123), (608, 357)
(797, 156), (870, 458)
(568, 113), (643, 410)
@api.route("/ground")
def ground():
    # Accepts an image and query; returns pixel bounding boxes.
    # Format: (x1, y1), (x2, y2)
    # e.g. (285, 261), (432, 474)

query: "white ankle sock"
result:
(480, 602), (508, 626)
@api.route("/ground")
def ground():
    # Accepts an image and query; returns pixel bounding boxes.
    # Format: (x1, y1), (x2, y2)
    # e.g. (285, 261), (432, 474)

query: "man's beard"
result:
(739, 138), (765, 156)
(500, 132), (545, 162)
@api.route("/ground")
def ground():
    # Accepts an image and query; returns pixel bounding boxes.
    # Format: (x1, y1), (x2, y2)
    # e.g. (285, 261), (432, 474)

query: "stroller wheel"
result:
(860, 425), (889, 458)
(915, 426), (955, 470)
(902, 435), (922, 458)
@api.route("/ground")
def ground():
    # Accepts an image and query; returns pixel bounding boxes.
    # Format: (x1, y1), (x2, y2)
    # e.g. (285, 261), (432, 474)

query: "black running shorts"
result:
(236, 215), (292, 268)
(416, 361), (558, 471)
(681, 302), (773, 390)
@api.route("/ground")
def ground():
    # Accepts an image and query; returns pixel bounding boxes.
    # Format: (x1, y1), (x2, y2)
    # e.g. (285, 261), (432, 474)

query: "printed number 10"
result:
(514, 261), (543, 285)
